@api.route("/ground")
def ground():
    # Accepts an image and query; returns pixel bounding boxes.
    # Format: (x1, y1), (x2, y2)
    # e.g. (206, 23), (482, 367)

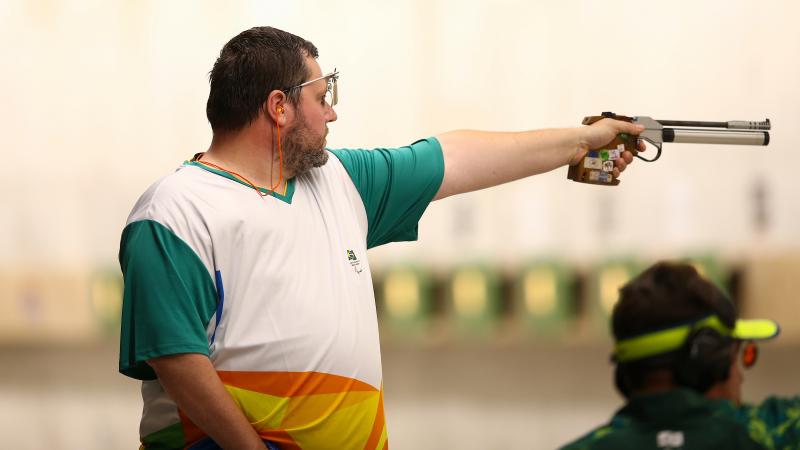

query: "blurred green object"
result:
(379, 265), (434, 336)
(446, 264), (502, 336)
(513, 261), (573, 336)
(89, 269), (123, 334)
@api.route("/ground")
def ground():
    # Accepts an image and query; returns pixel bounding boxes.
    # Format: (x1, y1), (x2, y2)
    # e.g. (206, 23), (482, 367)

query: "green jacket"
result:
(561, 389), (800, 450)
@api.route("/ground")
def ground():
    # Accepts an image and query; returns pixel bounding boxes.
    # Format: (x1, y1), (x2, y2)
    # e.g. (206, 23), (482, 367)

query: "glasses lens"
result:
(333, 76), (338, 106)
(325, 81), (335, 107)
(741, 341), (758, 369)
(326, 76), (338, 107)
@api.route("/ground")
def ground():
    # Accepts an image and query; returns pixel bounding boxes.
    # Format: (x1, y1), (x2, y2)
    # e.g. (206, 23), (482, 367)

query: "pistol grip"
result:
(567, 133), (636, 186)
(569, 112), (637, 186)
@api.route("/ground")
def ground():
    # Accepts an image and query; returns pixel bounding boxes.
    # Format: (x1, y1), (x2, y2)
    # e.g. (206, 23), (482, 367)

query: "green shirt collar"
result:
(184, 160), (296, 204)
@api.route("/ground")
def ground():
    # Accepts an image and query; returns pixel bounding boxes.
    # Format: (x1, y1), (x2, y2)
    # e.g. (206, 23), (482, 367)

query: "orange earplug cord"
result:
(194, 112), (284, 198)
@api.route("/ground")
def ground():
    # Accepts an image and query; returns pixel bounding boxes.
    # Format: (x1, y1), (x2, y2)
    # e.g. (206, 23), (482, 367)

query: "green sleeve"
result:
(558, 426), (614, 450)
(330, 137), (444, 249)
(737, 396), (800, 449)
(118, 220), (218, 380)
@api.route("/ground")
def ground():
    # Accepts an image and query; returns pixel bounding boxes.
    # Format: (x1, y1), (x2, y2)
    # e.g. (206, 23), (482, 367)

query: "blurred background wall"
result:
(0, 0), (798, 449)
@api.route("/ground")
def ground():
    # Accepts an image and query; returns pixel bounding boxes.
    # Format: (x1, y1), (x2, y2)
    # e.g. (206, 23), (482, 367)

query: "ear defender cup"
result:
(673, 327), (733, 393)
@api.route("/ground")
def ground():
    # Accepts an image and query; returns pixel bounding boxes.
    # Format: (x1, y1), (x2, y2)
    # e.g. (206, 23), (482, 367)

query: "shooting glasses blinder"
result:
(283, 69), (339, 107)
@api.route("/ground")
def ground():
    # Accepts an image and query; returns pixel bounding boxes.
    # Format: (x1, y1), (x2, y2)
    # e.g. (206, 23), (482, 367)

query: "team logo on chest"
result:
(347, 249), (363, 274)
(656, 430), (684, 449)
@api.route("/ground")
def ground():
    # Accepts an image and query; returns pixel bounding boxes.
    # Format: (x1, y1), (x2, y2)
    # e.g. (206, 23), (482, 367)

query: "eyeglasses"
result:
(283, 69), (339, 107)
(740, 341), (758, 369)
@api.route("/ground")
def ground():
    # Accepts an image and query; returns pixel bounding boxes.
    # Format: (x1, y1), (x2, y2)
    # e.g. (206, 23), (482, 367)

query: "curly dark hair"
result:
(206, 26), (319, 133)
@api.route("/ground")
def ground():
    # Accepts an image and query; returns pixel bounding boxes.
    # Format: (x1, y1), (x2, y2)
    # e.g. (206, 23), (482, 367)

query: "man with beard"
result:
(118, 27), (645, 450)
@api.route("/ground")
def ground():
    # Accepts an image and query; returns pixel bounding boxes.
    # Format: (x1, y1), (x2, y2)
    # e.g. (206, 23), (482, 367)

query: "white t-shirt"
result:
(119, 139), (444, 449)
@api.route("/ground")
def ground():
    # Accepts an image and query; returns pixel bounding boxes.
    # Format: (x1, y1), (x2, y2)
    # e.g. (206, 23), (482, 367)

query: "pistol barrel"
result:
(663, 128), (769, 145)
(658, 119), (771, 130)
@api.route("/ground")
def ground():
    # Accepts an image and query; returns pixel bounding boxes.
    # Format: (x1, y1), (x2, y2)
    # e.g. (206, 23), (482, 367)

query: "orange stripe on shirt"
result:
(363, 387), (386, 450)
(217, 371), (378, 397)
(178, 409), (205, 449)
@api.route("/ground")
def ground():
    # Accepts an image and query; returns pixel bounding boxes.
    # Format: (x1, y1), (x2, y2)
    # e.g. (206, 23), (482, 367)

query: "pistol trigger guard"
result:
(635, 137), (662, 162)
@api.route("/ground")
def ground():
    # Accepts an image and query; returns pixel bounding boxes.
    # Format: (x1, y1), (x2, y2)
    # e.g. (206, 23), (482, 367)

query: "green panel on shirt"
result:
(118, 220), (218, 380)
(331, 137), (445, 249)
(141, 422), (185, 449)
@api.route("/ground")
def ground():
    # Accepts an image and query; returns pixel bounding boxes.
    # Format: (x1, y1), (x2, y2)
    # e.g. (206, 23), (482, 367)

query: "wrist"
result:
(569, 127), (592, 166)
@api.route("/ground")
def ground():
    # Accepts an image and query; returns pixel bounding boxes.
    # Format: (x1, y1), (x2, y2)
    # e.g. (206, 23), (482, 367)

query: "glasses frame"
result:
(282, 69), (339, 107)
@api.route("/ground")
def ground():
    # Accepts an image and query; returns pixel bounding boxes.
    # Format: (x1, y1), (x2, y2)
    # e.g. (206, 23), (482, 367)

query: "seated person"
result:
(561, 261), (799, 449)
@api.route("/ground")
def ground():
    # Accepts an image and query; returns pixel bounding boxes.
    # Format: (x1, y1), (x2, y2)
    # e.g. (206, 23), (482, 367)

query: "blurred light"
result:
(448, 265), (501, 336)
(384, 270), (421, 318)
(524, 269), (556, 315)
(515, 262), (573, 336)
(89, 270), (123, 334)
(379, 266), (432, 336)
(452, 269), (487, 317)
(599, 266), (630, 315)
(592, 260), (641, 324)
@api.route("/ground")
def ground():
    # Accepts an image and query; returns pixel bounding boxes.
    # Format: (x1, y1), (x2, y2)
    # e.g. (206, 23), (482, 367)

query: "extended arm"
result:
(148, 353), (266, 450)
(433, 118), (644, 200)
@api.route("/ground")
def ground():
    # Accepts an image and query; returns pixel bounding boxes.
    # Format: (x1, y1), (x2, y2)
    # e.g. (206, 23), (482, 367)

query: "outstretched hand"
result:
(571, 118), (647, 178)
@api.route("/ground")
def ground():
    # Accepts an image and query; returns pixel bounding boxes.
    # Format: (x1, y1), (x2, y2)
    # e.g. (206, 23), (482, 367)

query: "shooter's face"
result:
(282, 107), (329, 176)
(282, 57), (338, 177)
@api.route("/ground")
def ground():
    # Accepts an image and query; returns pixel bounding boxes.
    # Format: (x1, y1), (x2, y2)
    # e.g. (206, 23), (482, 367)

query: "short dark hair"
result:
(612, 262), (738, 395)
(206, 26), (319, 133)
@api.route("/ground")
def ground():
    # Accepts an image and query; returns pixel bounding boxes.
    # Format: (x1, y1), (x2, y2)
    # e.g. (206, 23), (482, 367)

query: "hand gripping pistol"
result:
(567, 112), (771, 186)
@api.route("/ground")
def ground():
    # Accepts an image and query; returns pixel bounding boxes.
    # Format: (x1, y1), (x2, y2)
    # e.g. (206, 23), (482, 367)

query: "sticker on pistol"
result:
(589, 170), (600, 181)
(599, 172), (611, 183)
(602, 160), (614, 172)
(584, 157), (602, 170)
(617, 143), (625, 154)
(609, 149), (621, 160)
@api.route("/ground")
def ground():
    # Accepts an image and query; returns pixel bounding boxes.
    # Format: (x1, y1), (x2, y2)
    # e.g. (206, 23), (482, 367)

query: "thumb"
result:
(621, 121), (646, 135)
(569, 144), (590, 166)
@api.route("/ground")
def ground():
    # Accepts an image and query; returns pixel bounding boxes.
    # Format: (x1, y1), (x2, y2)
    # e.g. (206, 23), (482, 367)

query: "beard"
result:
(281, 113), (329, 177)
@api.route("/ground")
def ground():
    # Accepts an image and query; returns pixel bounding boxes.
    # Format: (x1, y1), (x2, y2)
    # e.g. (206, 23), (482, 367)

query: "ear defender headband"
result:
(613, 314), (779, 395)
(613, 314), (780, 364)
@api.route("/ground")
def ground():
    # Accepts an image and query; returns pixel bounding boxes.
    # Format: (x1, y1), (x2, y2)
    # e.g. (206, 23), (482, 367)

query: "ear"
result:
(265, 90), (289, 126)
